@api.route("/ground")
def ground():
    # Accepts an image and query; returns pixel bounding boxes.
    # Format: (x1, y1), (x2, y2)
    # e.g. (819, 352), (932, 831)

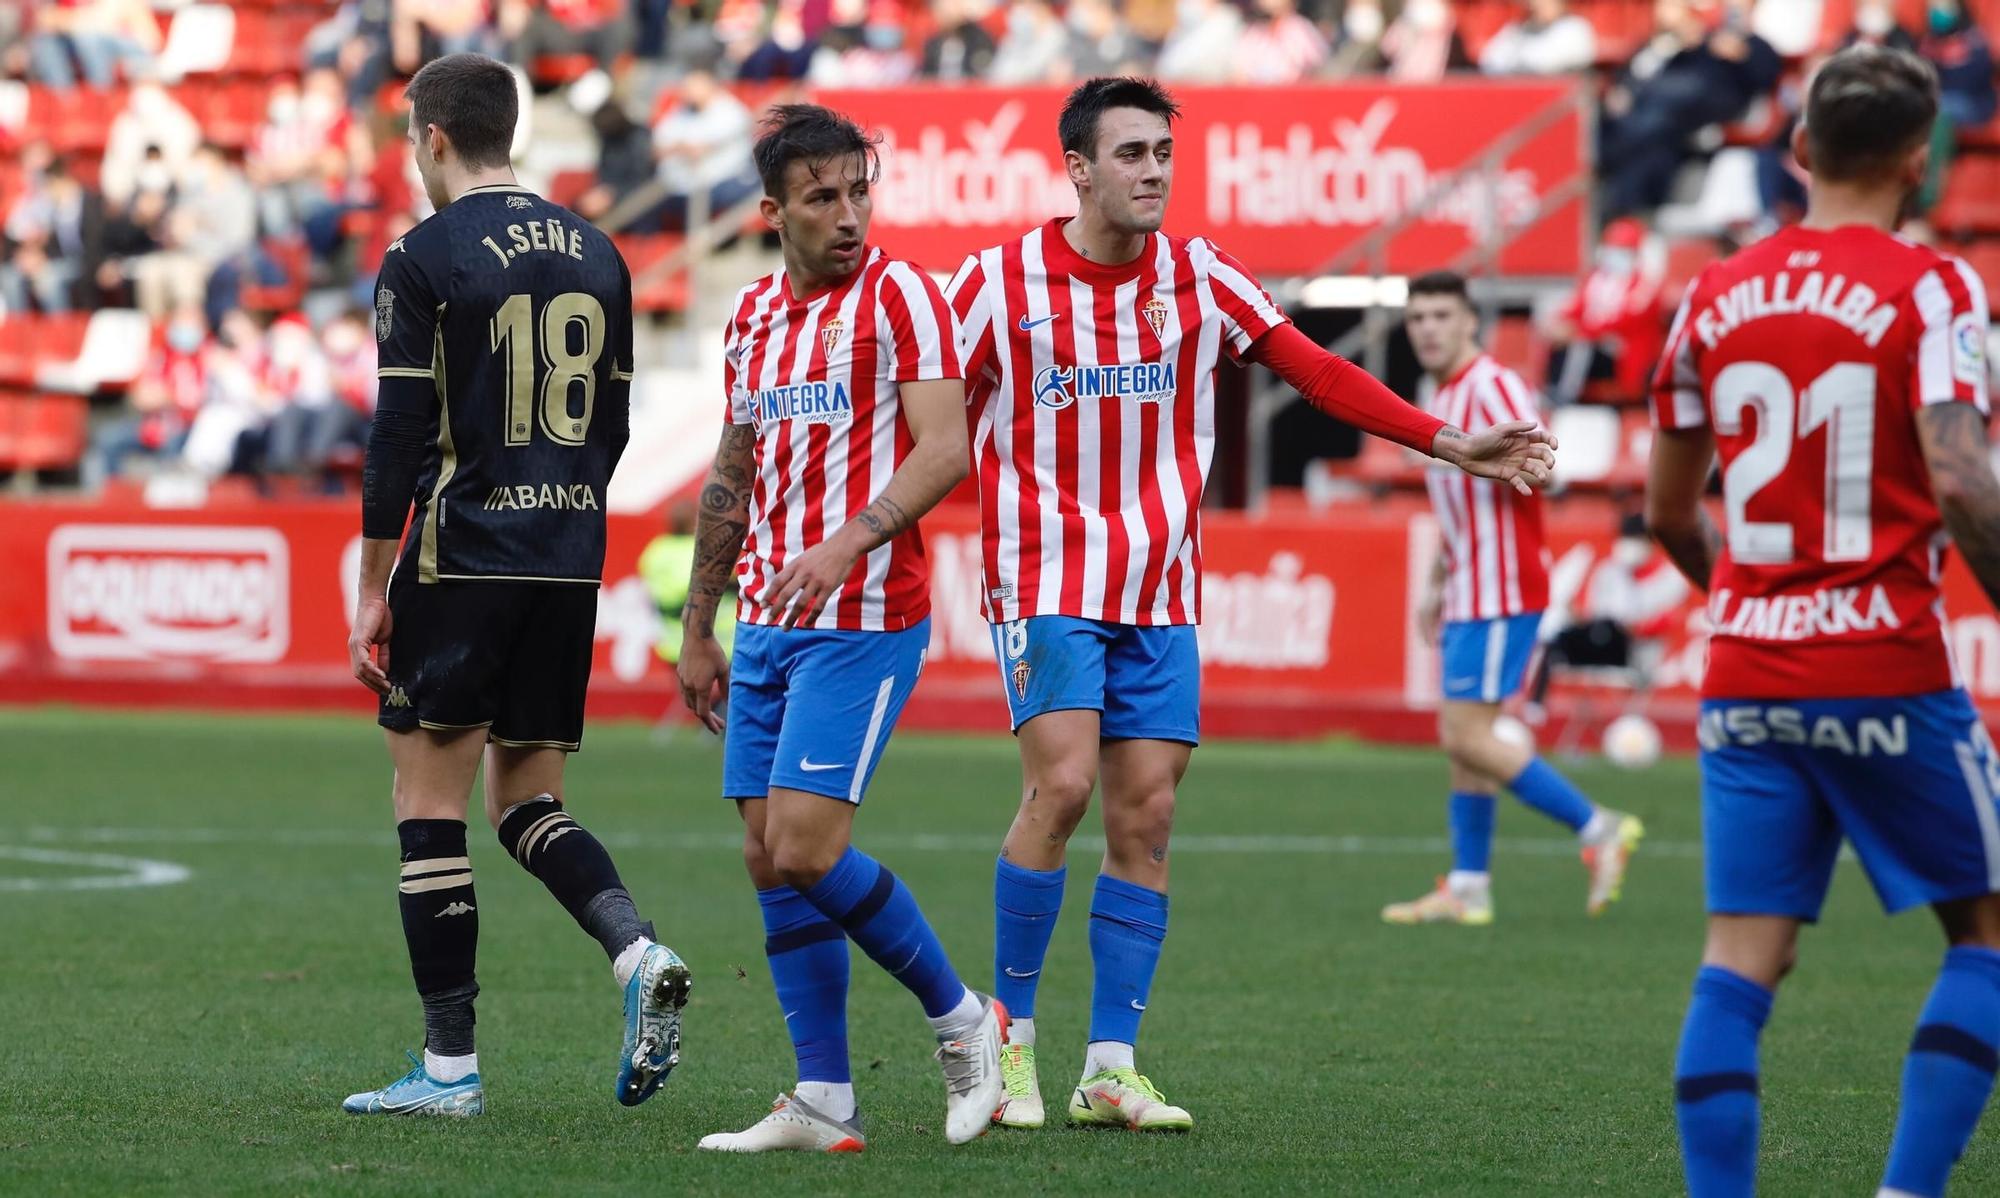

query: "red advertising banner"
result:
(5, 500), (1999, 744)
(813, 81), (1587, 278)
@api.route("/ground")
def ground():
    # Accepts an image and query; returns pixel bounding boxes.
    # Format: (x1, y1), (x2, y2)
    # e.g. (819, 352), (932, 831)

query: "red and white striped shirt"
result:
(723, 246), (960, 631)
(1424, 353), (1551, 622)
(947, 219), (1289, 626)
(1651, 225), (1990, 699)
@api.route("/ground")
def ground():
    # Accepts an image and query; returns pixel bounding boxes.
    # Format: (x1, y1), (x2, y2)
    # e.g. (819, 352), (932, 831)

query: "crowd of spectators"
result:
(0, 0), (1993, 489)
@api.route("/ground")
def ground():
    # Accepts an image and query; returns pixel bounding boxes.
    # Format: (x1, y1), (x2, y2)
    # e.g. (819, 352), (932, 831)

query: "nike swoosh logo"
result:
(1018, 313), (1060, 332)
(1129, 999), (1147, 1011)
(798, 759), (846, 772)
(1003, 967), (1041, 979)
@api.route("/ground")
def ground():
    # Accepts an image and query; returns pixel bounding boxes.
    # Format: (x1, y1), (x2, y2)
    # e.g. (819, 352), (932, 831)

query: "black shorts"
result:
(378, 579), (598, 751)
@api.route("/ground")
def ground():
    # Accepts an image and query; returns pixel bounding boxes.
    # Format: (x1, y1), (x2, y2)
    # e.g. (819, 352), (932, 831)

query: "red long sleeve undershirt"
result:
(1243, 322), (1446, 455)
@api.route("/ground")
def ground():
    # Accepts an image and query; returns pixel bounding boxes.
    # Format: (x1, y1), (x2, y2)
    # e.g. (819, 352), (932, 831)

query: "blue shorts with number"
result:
(1439, 612), (1544, 703)
(721, 618), (928, 804)
(989, 615), (1199, 744)
(1700, 689), (2000, 919)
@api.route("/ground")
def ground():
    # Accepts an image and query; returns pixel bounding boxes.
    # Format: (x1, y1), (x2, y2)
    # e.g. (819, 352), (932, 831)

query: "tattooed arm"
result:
(676, 422), (756, 733)
(1645, 425), (1722, 592)
(762, 377), (970, 628)
(1918, 402), (2000, 612)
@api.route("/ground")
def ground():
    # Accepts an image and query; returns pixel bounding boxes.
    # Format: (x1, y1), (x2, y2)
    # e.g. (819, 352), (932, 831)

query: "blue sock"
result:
(1087, 874), (1169, 1046)
(1882, 946), (2000, 1198)
(802, 846), (967, 1019)
(1675, 965), (1773, 1198)
(1449, 792), (1496, 873)
(757, 886), (850, 1085)
(994, 858), (1065, 1019)
(1507, 757), (1596, 833)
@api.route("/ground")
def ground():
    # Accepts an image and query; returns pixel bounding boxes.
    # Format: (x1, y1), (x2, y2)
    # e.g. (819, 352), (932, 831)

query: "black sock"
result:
(397, 819), (479, 1058)
(496, 795), (652, 962)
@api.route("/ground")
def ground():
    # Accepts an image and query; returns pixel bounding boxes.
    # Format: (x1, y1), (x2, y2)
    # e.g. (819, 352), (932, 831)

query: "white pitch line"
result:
(0, 846), (192, 892)
(6, 826), (1710, 860)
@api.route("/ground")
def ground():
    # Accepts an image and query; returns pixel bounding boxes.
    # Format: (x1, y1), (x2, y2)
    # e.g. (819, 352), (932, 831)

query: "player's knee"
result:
(1109, 784), (1177, 847)
(767, 831), (840, 891)
(741, 827), (781, 888)
(1026, 762), (1096, 829)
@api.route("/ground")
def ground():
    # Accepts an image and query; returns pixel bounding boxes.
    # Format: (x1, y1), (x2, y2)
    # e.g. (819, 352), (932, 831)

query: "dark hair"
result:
(1407, 270), (1472, 308)
(1803, 46), (1938, 182)
(753, 104), (881, 201)
(404, 53), (519, 171)
(1058, 76), (1181, 160)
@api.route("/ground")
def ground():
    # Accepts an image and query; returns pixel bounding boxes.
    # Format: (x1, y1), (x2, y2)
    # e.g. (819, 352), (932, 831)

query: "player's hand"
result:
(1417, 587), (1444, 648)
(676, 633), (731, 735)
(349, 592), (393, 695)
(764, 540), (860, 630)
(1440, 419), (1558, 496)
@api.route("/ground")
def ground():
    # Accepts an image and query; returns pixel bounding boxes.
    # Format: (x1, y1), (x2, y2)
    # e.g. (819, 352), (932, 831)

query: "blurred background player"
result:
(947, 77), (1558, 1134)
(1384, 271), (1645, 928)
(675, 104), (1005, 1154)
(1647, 45), (2000, 1198)
(342, 53), (689, 1119)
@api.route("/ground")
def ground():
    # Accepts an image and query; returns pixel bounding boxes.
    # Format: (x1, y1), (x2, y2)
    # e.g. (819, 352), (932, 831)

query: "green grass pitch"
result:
(0, 707), (1992, 1196)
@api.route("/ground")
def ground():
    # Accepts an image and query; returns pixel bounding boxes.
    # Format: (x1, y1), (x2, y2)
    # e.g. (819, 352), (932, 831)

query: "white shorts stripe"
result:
(849, 675), (898, 804)
(1954, 740), (2000, 893)
(1481, 619), (1509, 703)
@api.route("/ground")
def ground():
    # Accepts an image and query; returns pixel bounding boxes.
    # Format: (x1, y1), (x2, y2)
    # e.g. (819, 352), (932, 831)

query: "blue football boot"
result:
(341, 1051), (483, 1116)
(616, 942), (692, 1107)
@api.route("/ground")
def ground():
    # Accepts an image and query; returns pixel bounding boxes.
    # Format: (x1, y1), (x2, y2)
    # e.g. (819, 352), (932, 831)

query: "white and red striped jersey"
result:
(1423, 353), (1551, 622)
(946, 218), (1289, 626)
(722, 246), (960, 631)
(1652, 225), (1991, 700)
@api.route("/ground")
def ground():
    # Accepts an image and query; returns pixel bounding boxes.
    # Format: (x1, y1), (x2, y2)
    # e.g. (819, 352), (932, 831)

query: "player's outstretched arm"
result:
(1244, 324), (1554, 494)
(677, 423), (756, 733)
(1918, 402), (2000, 611)
(1645, 425), (1721, 592)
(763, 377), (971, 629)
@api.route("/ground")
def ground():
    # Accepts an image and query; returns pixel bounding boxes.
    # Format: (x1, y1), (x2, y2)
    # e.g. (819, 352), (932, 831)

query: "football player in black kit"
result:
(341, 52), (689, 1118)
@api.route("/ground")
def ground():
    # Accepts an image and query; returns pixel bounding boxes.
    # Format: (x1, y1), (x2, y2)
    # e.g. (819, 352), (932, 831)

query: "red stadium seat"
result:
(616, 234), (691, 311)
(546, 169), (597, 211)
(14, 393), (89, 471)
(532, 54), (598, 87)
(1951, 240), (2000, 312)
(1935, 157), (2000, 235)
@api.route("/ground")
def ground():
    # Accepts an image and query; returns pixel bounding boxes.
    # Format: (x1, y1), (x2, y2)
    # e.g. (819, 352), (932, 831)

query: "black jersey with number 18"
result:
(374, 183), (634, 585)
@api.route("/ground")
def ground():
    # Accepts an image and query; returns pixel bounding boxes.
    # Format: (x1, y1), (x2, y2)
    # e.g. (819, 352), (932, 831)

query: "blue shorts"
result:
(1439, 612), (1544, 703)
(1699, 689), (2000, 919)
(721, 618), (929, 804)
(990, 616), (1199, 744)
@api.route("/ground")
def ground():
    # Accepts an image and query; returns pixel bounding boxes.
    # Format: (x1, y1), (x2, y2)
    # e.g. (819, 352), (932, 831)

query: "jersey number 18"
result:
(491, 291), (605, 448)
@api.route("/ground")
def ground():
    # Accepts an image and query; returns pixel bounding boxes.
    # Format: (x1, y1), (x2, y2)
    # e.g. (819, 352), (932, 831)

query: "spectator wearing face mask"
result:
(989, 0), (1073, 84)
(1156, 0), (1242, 82)
(182, 308), (275, 480)
(1068, 0), (1145, 78)
(576, 100), (658, 225)
(920, 0), (998, 81)
(1379, 0), (1473, 82)
(1479, 0), (1598, 76)
(1844, 0), (1919, 52)
(647, 68), (760, 231)
(261, 312), (343, 482)
(1916, 0), (1997, 215)
(85, 305), (210, 488)
(1538, 217), (1668, 405)
(1235, 0), (1329, 84)
(809, 0), (917, 86)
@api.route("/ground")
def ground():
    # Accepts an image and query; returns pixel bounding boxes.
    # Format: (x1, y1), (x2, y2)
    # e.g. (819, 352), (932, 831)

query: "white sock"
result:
(612, 937), (653, 989)
(1447, 870), (1491, 901)
(424, 1049), (478, 1083)
(793, 1080), (856, 1123)
(1010, 1016), (1037, 1048)
(927, 987), (984, 1042)
(1579, 809), (1612, 843)
(1083, 1040), (1134, 1078)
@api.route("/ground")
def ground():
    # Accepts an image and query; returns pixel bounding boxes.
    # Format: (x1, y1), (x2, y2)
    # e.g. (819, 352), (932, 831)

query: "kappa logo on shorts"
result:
(1012, 657), (1032, 700)
(385, 686), (411, 708)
